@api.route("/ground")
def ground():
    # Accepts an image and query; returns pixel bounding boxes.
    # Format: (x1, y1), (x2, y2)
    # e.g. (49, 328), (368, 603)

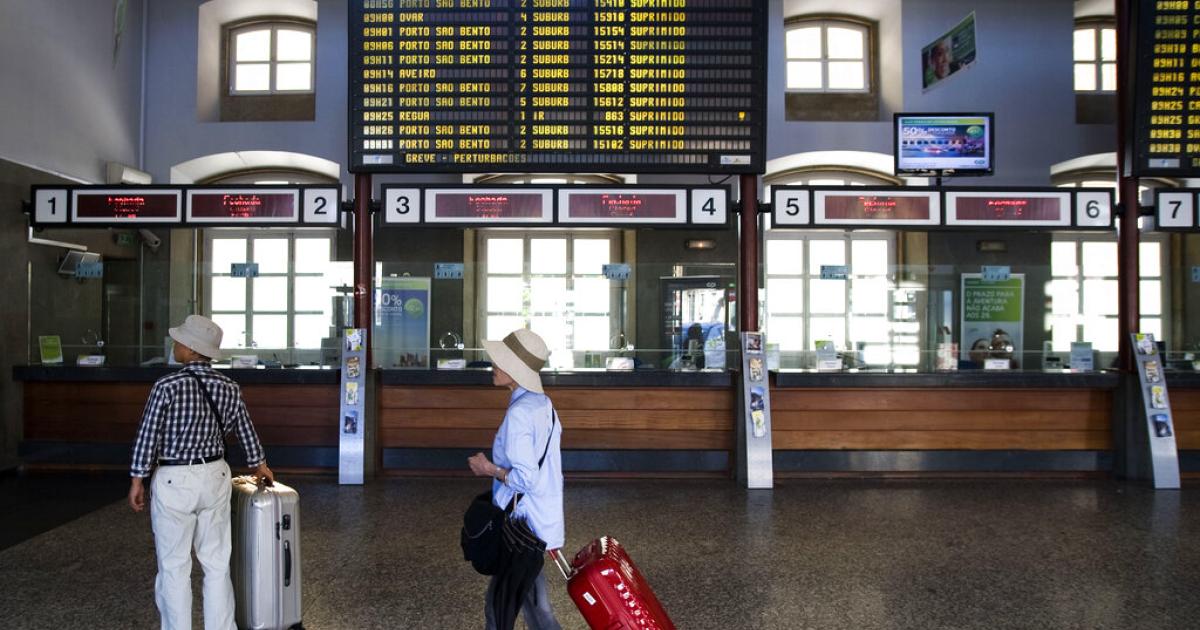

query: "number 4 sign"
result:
(690, 189), (727, 225)
(1157, 191), (1195, 229)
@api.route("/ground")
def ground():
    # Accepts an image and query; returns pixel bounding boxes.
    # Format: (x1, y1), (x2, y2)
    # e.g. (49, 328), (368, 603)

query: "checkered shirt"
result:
(130, 362), (265, 478)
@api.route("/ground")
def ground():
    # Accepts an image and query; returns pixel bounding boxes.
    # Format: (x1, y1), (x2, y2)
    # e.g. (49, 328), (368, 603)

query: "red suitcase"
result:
(551, 537), (677, 630)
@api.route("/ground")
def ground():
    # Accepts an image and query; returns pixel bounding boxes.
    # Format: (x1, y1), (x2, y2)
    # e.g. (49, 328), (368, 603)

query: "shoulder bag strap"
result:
(184, 369), (228, 438)
(507, 406), (558, 514)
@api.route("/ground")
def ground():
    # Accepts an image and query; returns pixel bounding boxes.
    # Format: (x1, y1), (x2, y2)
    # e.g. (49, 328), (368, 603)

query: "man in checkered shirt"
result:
(128, 315), (274, 630)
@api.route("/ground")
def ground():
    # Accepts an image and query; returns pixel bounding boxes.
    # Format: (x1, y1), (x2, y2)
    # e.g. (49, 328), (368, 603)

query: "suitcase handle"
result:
(283, 540), (292, 587)
(549, 548), (573, 581)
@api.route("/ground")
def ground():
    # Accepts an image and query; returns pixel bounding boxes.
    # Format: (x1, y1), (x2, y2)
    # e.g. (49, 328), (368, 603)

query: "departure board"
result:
(348, 0), (766, 174)
(1133, 1), (1200, 176)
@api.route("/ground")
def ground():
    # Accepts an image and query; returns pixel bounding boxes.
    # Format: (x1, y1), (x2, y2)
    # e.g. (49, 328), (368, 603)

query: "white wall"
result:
(0, 0), (145, 183)
(143, 0), (348, 184)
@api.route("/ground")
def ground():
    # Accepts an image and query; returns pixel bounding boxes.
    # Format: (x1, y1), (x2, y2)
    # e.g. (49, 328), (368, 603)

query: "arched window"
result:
(228, 22), (315, 94)
(783, 16), (878, 121)
(1073, 20), (1116, 93)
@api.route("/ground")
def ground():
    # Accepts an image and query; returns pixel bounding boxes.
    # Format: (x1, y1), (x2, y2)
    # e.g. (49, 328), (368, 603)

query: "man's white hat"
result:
(482, 329), (549, 394)
(169, 315), (223, 360)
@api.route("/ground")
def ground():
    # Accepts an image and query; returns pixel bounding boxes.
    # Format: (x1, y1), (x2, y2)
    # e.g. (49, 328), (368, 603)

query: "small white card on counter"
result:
(437, 358), (466, 370)
(984, 358), (1011, 370)
(76, 355), (106, 366)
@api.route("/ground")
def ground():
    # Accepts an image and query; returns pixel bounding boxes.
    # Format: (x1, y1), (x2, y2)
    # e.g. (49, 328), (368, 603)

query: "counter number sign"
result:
(772, 189), (810, 226)
(35, 188), (68, 224)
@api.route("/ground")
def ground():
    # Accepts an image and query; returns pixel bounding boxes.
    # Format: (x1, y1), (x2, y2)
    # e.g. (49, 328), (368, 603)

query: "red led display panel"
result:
(952, 196), (1063, 222)
(74, 191), (181, 222)
(431, 192), (548, 220)
(189, 191), (298, 222)
(822, 194), (932, 222)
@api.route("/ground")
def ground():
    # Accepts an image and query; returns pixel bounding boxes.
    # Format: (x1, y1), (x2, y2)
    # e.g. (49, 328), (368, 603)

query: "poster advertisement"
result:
(922, 12), (977, 90)
(375, 277), (431, 368)
(960, 274), (1024, 369)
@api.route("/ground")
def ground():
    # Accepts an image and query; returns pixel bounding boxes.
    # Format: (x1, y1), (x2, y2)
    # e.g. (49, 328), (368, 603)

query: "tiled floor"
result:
(1, 475), (1197, 629)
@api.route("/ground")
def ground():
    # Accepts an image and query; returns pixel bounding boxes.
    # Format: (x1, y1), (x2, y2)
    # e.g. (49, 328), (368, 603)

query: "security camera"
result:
(138, 229), (162, 252)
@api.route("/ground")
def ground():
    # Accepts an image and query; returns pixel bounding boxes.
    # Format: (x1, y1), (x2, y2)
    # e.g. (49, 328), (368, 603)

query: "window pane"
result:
(487, 316), (526, 342)
(294, 238), (331, 274)
(487, 277), (524, 312)
(849, 316), (888, 343)
(530, 239), (566, 274)
(253, 239), (289, 273)
(236, 29), (271, 62)
(294, 276), (333, 313)
(786, 61), (822, 89)
(785, 27), (821, 59)
(1073, 28), (1095, 62)
(809, 317), (847, 349)
(1100, 63), (1116, 91)
(826, 27), (864, 59)
(767, 315), (805, 351)
(809, 239), (846, 268)
(1100, 28), (1116, 61)
(235, 63), (270, 91)
(530, 277), (567, 313)
(1082, 279), (1118, 315)
(1141, 318), (1162, 342)
(573, 277), (610, 313)
(276, 63), (312, 91)
(1081, 242), (1117, 277)
(253, 276), (288, 312)
(530, 316), (568, 368)
(212, 314), (247, 349)
(766, 240), (803, 275)
(211, 276), (246, 311)
(294, 314), (329, 349)
(1046, 279), (1079, 315)
(851, 240), (888, 276)
(1139, 242), (1161, 276)
(276, 29), (312, 61)
(211, 239), (247, 273)
(486, 238), (523, 274)
(251, 314), (288, 348)
(1051, 241), (1078, 276)
(810, 279), (846, 314)
(851, 278), (887, 314)
(1140, 280), (1162, 316)
(573, 239), (610, 275)
(1083, 316), (1118, 352)
(1074, 63), (1096, 91)
(806, 179), (845, 186)
(1049, 317), (1077, 352)
(766, 279), (804, 314)
(574, 316), (610, 350)
(827, 62), (864, 90)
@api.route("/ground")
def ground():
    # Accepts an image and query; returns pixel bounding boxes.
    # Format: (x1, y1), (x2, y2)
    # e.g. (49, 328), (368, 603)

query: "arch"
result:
(765, 150), (916, 186)
(168, 150), (340, 184)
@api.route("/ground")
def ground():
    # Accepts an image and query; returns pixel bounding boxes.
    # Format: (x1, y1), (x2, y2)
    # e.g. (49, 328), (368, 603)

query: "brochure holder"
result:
(736, 332), (773, 489)
(339, 328), (367, 485)
(1130, 333), (1179, 490)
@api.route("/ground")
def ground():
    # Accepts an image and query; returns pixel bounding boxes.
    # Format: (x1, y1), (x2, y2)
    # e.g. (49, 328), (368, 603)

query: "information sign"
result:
(348, 0), (767, 173)
(71, 189), (182, 224)
(813, 189), (940, 226)
(187, 189), (299, 224)
(945, 191), (1071, 227)
(559, 188), (685, 224)
(424, 187), (553, 224)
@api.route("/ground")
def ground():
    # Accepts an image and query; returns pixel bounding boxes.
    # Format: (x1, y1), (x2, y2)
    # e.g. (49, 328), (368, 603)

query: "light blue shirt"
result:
(492, 386), (564, 550)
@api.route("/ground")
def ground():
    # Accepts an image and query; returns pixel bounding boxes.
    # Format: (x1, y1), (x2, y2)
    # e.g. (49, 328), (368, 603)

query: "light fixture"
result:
(977, 240), (1007, 253)
(685, 239), (717, 250)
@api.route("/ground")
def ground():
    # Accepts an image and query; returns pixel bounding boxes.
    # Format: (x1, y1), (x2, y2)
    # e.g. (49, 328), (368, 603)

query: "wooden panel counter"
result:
(14, 366), (340, 469)
(1167, 372), (1200, 473)
(771, 371), (1121, 474)
(378, 369), (736, 476)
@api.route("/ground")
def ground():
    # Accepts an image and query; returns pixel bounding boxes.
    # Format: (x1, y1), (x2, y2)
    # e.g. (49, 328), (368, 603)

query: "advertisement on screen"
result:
(895, 114), (993, 175)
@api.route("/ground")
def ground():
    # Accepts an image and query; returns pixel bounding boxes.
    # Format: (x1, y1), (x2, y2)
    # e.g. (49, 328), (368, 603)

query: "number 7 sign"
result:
(1156, 191), (1194, 230)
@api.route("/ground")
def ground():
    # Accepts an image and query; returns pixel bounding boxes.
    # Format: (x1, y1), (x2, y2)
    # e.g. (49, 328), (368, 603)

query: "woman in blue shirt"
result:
(468, 329), (564, 630)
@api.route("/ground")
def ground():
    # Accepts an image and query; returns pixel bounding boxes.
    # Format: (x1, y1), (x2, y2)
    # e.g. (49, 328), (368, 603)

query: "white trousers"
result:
(150, 459), (236, 630)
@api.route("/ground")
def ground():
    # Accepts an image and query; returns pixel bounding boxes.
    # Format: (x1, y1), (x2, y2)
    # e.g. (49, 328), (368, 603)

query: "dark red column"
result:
(1115, 0), (1138, 372)
(353, 173), (373, 333)
(738, 174), (759, 333)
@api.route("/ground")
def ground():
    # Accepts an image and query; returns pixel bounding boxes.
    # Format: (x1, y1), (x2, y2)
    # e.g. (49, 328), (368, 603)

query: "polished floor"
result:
(0, 474), (1197, 629)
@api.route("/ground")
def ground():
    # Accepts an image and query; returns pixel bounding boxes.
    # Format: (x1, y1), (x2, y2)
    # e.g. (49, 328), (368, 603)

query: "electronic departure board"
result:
(380, 183), (727, 226)
(29, 186), (341, 227)
(1133, 0), (1200, 176)
(348, 0), (766, 174)
(770, 186), (1113, 229)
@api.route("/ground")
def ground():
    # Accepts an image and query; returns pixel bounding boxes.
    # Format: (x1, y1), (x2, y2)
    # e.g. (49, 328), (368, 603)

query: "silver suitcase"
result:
(230, 476), (302, 630)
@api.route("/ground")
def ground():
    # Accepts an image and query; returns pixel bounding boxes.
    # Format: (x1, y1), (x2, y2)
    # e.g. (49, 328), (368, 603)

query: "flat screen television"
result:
(894, 113), (994, 177)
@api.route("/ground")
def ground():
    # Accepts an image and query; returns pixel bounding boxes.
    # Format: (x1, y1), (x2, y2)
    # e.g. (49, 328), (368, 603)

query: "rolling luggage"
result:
(551, 537), (676, 630)
(230, 476), (303, 630)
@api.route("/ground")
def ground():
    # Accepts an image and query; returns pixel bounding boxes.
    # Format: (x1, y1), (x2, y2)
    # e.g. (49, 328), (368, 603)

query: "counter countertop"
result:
(13, 365), (341, 385)
(379, 368), (735, 388)
(773, 369), (1123, 388)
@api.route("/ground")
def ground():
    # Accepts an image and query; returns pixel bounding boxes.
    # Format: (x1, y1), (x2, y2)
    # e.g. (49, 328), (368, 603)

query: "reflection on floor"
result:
(1, 475), (1197, 629)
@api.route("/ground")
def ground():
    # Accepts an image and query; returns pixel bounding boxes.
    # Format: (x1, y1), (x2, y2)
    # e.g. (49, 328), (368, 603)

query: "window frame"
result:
(227, 20), (316, 96)
(1073, 20), (1116, 94)
(476, 230), (622, 368)
(203, 228), (338, 363)
(784, 17), (872, 94)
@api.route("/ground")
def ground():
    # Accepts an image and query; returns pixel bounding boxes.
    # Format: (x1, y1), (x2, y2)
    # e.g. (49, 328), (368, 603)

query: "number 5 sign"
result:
(1156, 191), (1195, 230)
(771, 187), (809, 226)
